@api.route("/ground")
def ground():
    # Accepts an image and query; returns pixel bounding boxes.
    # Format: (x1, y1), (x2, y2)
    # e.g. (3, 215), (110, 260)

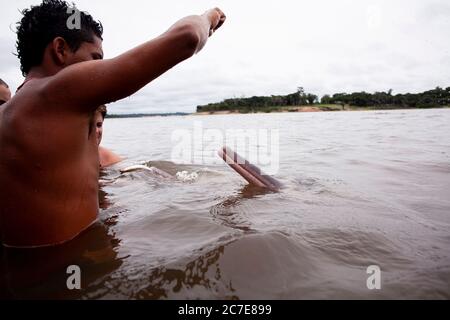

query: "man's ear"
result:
(51, 37), (70, 66)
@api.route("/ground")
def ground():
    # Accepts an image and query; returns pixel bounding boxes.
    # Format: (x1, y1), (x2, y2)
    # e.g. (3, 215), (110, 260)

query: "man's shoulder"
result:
(14, 77), (86, 115)
(13, 78), (49, 105)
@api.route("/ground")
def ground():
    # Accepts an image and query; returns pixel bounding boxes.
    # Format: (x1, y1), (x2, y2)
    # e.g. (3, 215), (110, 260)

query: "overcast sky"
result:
(1, 0), (449, 114)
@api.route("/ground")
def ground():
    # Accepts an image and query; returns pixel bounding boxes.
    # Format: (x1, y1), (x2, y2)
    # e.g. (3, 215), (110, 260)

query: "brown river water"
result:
(1, 109), (449, 299)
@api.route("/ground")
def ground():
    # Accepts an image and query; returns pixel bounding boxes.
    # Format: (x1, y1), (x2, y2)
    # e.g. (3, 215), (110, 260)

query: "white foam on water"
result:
(176, 171), (199, 182)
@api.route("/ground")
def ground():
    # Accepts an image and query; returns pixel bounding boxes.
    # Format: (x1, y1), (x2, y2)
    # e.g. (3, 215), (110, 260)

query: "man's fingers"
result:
(214, 8), (226, 30)
(215, 14), (226, 31)
(205, 7), (226, 34)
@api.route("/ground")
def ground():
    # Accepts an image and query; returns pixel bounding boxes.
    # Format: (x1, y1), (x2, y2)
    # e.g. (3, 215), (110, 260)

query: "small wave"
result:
(125, 231), (317, 299)
(300, 228), (412, 269)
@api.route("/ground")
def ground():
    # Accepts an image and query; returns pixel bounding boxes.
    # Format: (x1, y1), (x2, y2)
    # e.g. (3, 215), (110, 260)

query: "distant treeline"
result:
(196, 87), (450, 112)
(106, 112), (189, 119)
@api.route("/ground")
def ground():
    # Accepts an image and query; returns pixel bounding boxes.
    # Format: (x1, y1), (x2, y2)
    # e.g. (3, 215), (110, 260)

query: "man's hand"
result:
(203, 8), (226, 36)
(191, 8), (226, 53)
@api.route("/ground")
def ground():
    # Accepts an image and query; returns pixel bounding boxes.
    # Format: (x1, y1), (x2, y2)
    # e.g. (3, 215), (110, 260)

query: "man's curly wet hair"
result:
(16, 0), (103, 76)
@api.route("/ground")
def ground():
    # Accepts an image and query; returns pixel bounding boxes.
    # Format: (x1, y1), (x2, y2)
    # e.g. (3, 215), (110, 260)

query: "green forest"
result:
(196, 87), (450, 113)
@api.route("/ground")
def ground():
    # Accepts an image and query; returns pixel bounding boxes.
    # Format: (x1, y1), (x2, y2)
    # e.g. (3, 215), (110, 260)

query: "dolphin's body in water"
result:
(120, 165), (199, 182)
(119, 147), (282, 191)
(120, 165), (174, 179)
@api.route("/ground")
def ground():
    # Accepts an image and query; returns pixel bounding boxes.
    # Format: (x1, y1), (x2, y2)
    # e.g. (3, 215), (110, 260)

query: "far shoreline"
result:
(192, 105), (450, 116)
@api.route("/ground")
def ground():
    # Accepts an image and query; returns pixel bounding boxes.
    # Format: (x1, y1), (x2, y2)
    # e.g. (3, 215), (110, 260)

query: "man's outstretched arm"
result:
(43, 8), (226, 110)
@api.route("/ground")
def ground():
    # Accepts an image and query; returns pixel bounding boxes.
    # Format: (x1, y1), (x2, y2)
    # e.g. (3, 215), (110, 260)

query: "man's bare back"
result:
(0, 79), (100, 247)
(0, 1), (225, 247)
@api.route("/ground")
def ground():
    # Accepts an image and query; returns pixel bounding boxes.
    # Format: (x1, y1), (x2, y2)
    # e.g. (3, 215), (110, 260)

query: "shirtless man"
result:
(0, 79), (11, 105)
(0, 0), (226, 247)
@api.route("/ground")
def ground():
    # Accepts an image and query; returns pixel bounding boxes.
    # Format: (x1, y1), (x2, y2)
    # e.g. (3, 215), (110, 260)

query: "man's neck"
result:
(17, 64), (61, 92)
(26, 64), (60, 81)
